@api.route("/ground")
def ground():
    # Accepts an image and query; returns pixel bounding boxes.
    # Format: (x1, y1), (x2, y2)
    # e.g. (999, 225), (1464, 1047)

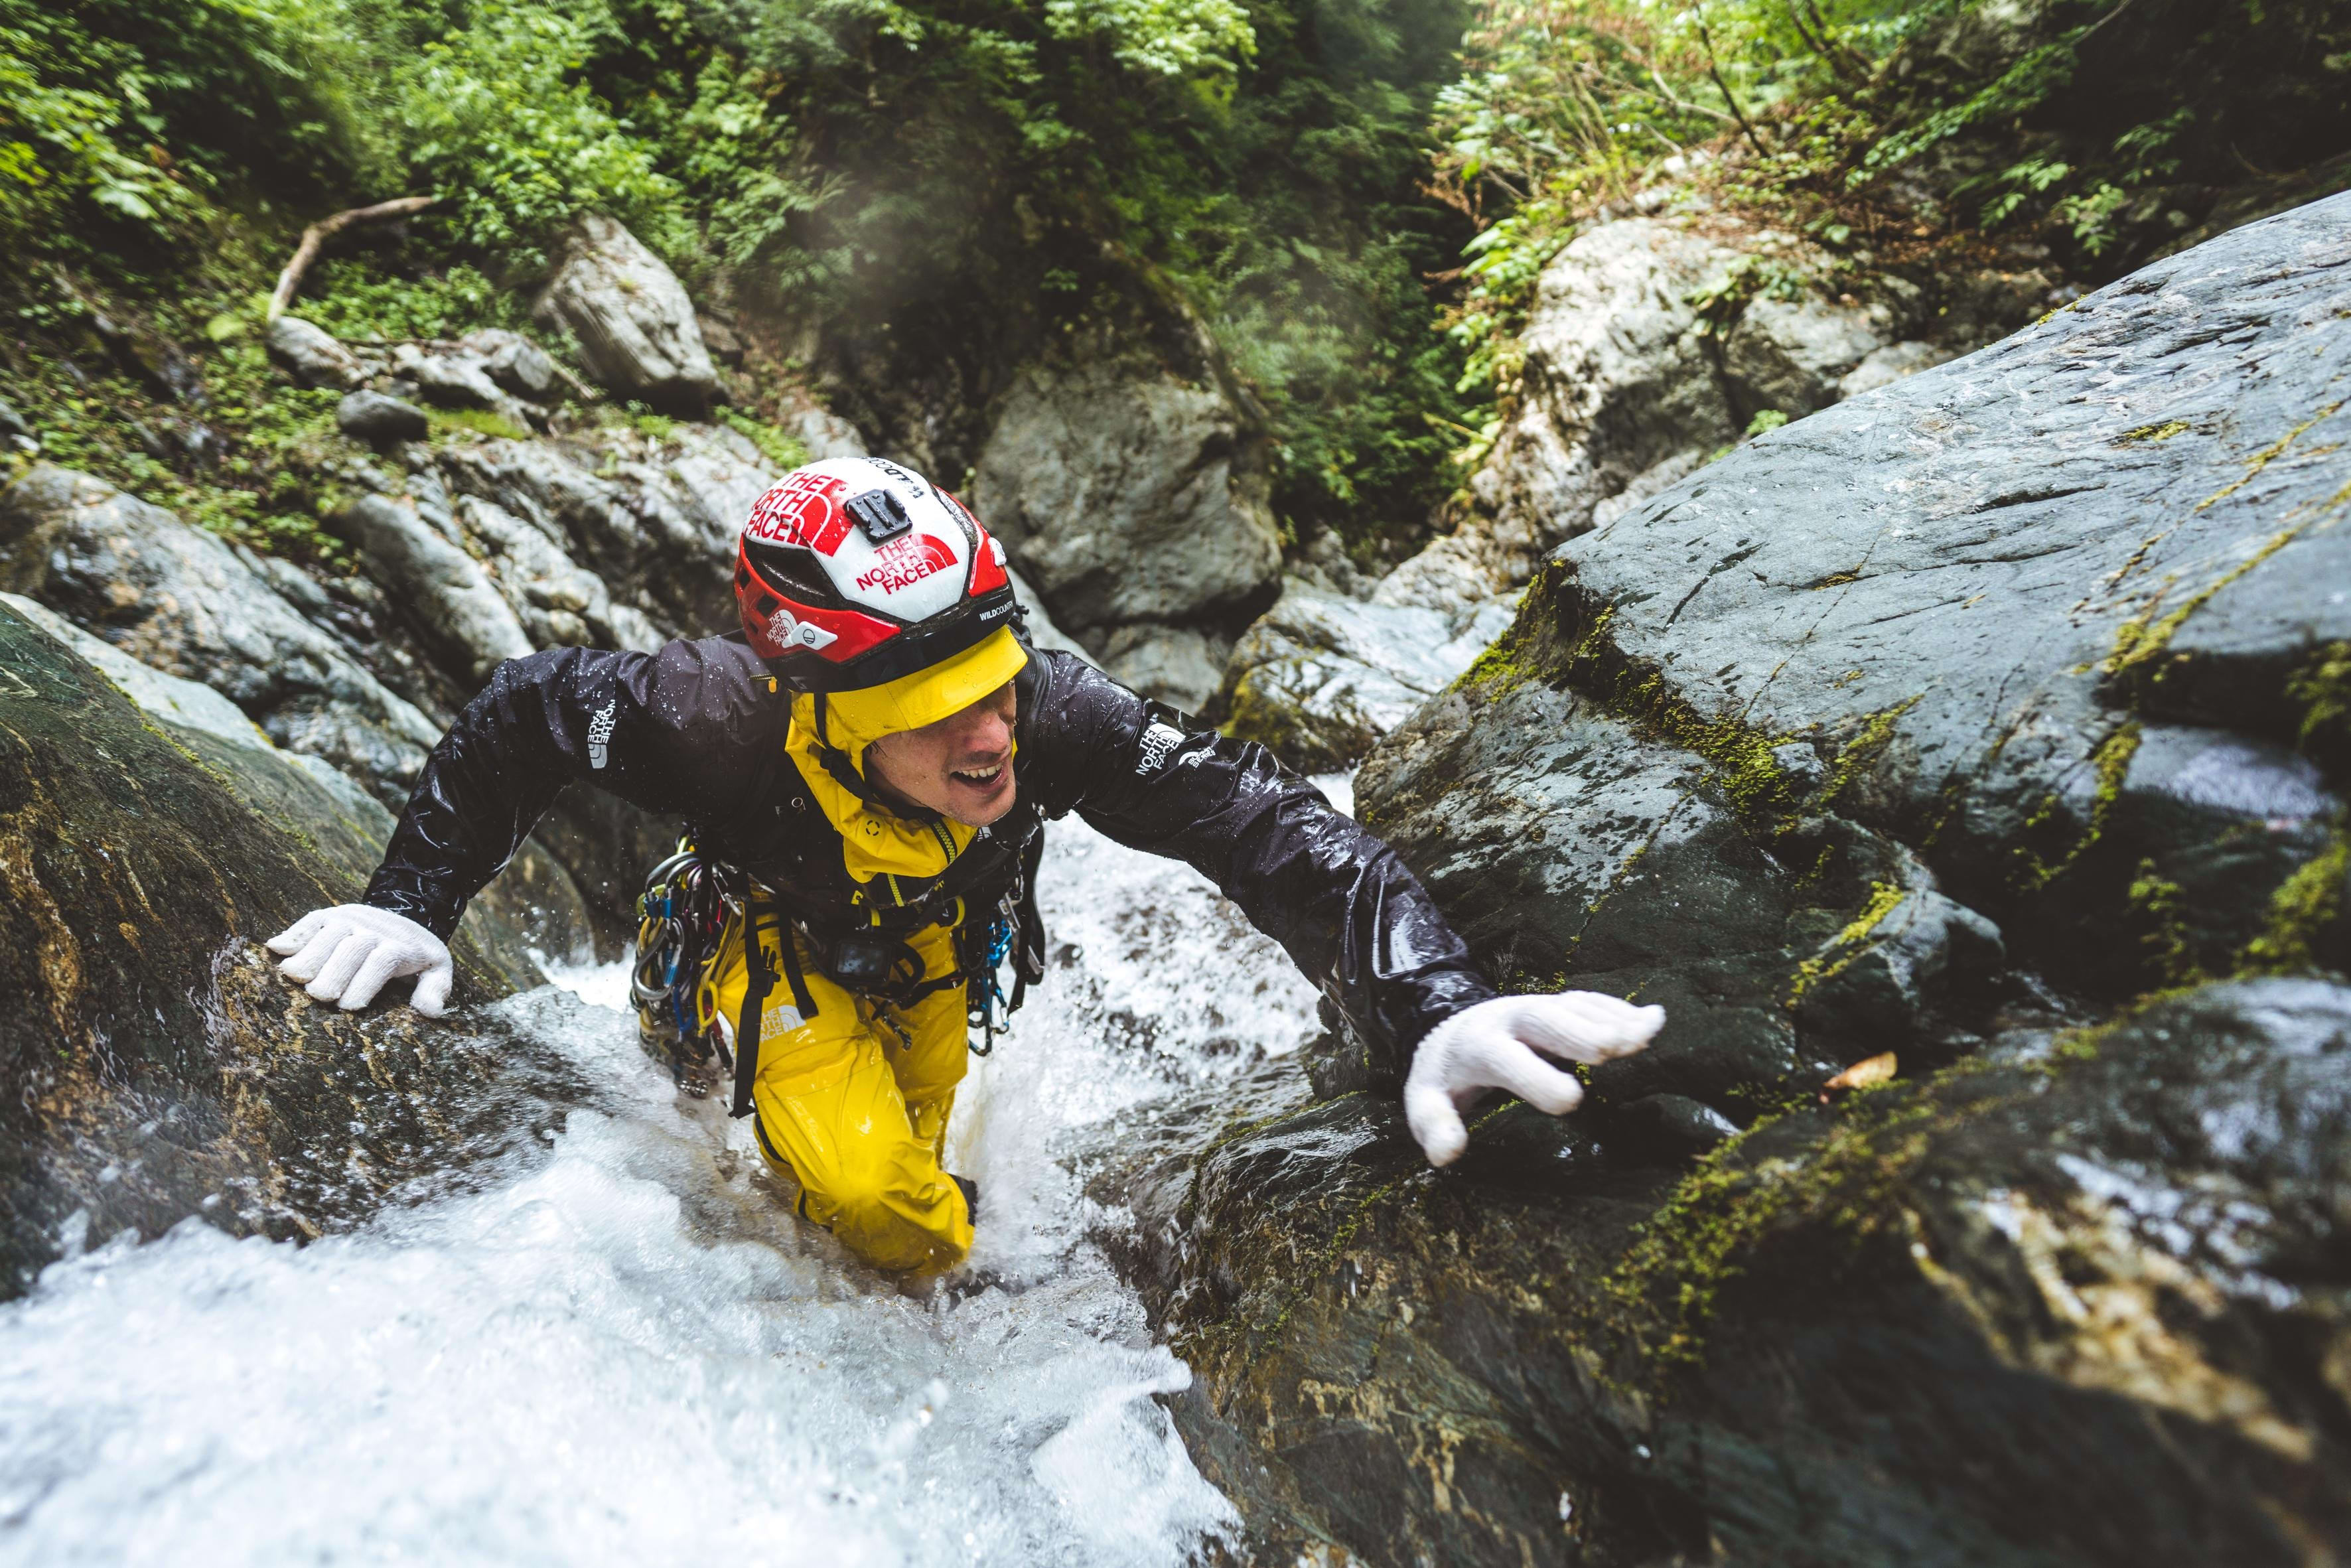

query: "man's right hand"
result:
(1405, 991), (1666, 1166)
(265, 905), (455, 1015)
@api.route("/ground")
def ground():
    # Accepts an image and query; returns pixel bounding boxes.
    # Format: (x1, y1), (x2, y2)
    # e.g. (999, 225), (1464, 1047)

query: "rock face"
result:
(1117, 978), (2351, 1567)
(1216, 583), (1516, 771)
(1381, 216), (1925, 622)
(0, 602), (582, 1297)
(1112, 194), (2351, 1564)
(1229, 213), (1971, 770)
(3, 297), (798, 953)
(533, 214), (719, 411)
(1, 591), (594, 963)
(0, 465), (445, 804)
(970, 353), (1283, 705)
(435, 424), (771, 640)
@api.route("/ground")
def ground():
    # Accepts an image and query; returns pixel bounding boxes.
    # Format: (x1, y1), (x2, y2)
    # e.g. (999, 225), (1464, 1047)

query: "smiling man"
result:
(267, 457), (1662, 1274)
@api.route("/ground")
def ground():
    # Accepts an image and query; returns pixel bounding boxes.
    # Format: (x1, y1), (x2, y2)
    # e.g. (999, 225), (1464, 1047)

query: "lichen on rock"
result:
(0, 601), (579, 1297)
(1112, 191), (2351, 1566)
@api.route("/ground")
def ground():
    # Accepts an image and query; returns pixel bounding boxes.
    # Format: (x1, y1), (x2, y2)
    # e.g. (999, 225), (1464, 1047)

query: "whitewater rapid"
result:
(0, 784), (1348, 1565)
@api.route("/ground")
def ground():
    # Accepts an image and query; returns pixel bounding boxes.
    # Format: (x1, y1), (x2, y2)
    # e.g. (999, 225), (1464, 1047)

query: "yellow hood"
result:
(784, 625), (1029, 888)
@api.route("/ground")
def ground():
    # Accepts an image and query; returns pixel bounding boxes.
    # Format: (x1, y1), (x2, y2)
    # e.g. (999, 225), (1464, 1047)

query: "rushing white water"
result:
(0, 786), (1349, 1566)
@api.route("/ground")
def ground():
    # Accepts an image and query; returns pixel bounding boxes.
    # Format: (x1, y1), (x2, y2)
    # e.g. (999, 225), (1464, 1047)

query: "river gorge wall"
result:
(0, 147), (2346, 1568)
(1106, 190), (2351, 1567)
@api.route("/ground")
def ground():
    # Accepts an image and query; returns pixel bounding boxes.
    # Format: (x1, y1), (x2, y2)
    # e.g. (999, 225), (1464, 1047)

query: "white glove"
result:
(1405, 992), (1666, 1167)
(264, 904), (455, 1016)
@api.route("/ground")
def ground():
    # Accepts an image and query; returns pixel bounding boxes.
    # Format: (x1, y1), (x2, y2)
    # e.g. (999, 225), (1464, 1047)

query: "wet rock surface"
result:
(1224, 206), (2017, 772)
(1111, 194), (2351, 1564)
(971, 352), (1283, 658)
(1214, 583), (1516, 771)
(0, 464), (445, 805)
(1115, 979), (2351, 1567)
(532, 214), (719, 411)
(0, 603), (582, 1298)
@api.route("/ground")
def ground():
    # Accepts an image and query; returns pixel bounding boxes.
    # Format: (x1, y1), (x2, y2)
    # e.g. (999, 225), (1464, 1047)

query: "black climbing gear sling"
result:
(633, 810), (1050, 1115)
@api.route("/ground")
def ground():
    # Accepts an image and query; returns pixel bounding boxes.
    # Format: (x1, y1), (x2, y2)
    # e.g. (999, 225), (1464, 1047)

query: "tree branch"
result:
(1697, 20), (1771, 162)
(267, 196), (441, 322)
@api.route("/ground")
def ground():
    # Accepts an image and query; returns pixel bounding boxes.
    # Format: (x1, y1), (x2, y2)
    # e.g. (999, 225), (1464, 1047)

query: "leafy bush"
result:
(300, 259), (519, 340)
(1427, 0), (2351, 427)
(394, 0), (685, 269)
(0, 0), (392, 258)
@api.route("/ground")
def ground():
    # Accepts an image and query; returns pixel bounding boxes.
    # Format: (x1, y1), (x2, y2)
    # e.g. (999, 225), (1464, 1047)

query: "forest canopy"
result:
(4, 0), (2348, 554)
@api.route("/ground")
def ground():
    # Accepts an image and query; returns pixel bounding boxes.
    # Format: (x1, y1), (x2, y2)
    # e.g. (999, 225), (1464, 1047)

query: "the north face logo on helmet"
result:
(747, 470), (851, 555)
(853, 532), (956, 595)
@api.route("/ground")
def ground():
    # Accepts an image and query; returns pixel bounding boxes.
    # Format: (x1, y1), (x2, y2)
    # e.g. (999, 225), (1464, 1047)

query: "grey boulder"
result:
(532, 214), (718, 411)
(1721, 288), (1893, 419)
(1098, 624), (1231, 712)
(1379, 218), (1902, 620)
(0, 464), (442, 803)
(970, 356), (1282, 636)
(336, 492), (535, 683)
(1358, 189), (2351, 1124)
(1218, 584), (1516, 771)
(392, 343), (541, 433)
(336, 390), (429, 444)
(777, 392), (867, 461)
(265, 314), (371, 391)
(459, 328), (563, 402)
(1838, 339), (1955, 399)
(436, 422), (771, 638)
(453, 493), (665, 654)
(1125, 192), (2351, 1568)
(0, 600), (581, 1298)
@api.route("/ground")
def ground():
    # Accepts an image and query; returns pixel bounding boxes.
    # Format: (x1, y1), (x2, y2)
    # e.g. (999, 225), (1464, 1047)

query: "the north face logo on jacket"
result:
(1135, 721), (1184, 774)
(587, 700), (616, 768)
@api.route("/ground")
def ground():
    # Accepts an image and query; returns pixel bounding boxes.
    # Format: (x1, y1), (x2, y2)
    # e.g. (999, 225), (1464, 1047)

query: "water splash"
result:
(0, 795), (1342, 1565)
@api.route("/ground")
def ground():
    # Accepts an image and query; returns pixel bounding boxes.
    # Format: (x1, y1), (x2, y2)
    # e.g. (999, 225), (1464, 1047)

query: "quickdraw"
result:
(628, 843), (745, 1096)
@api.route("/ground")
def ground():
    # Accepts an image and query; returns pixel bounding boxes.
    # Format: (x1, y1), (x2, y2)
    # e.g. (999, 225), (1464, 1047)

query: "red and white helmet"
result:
(733, 457), (1017, 691)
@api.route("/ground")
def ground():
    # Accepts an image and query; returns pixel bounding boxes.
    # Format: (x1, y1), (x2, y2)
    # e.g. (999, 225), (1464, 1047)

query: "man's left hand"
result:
(1404, 992), (1666, 1166)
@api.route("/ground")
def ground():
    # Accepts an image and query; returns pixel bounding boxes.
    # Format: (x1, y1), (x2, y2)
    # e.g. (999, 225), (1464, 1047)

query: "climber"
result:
(264, 456), (1664, 1274)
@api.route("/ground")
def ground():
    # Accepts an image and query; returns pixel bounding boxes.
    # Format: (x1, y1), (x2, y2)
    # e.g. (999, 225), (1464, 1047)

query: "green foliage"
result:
(717, 409), (811, 474)
(1428, 0), (2351, 425)
(0, 0), (392, 260)
(582, 0), (1477, 549)
(1042, 0), (1257, 78)
(395, 0), (685, 269)
(4, 281), (356, 567)
(301, 259), (518, 340)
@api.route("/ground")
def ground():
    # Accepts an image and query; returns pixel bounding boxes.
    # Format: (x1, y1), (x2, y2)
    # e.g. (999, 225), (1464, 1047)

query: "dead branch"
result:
(1696, 21), (1771, 163)
(267, 196), (441, 322)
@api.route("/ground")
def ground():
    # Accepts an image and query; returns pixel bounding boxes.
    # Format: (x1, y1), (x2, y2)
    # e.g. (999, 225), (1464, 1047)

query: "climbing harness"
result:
(631, 824), (1048, 1105)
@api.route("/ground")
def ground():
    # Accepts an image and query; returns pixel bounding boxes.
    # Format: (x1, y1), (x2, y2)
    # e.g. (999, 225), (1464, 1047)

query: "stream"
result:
(0, 781), (1351, 1565)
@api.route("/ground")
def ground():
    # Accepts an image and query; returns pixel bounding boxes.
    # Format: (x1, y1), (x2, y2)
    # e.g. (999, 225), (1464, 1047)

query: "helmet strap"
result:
(812, 691), (941, 822)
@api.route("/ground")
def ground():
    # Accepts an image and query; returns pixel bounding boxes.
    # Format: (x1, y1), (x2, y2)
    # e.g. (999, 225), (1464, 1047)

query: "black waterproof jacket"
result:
(364, 632), (1495, 1074)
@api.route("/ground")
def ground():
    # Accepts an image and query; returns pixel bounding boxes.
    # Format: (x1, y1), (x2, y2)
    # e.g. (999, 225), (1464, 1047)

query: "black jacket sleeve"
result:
(1021, 652), (1495, 1076)
(364, 638), (774, 938)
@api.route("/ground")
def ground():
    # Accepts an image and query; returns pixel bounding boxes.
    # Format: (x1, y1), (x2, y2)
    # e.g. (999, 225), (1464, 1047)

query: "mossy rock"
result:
(0, 602), (576, 1295)
(1111, 979), (2351, 1566)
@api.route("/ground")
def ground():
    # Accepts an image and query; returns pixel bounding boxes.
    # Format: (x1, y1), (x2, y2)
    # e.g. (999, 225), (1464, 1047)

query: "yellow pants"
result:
(701, 911), (973, 1273)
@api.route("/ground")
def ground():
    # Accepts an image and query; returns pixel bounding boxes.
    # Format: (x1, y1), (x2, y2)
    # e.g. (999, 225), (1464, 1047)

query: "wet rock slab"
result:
(0, 604), (581, 1296)
(1115, 979), (2351, 1566)
(1117, 195), (2351, 1565)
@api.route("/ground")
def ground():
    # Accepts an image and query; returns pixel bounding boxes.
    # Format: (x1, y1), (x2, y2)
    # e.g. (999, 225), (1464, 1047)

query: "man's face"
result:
(863, 681), (1019, 827)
